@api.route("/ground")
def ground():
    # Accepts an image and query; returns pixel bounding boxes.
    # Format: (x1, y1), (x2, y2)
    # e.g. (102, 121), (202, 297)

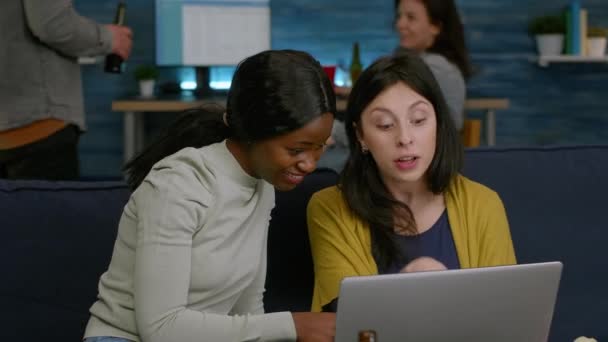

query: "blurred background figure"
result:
(394, 0), (472, 131)
(0, 0), (133, 180)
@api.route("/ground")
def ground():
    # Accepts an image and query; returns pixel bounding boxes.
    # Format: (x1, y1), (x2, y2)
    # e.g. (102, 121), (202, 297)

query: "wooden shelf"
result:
(536, 55), (608, 67)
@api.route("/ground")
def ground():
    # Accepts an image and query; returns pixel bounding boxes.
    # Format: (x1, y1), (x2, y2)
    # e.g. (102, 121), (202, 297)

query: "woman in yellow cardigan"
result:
(307, 51), (516, 312)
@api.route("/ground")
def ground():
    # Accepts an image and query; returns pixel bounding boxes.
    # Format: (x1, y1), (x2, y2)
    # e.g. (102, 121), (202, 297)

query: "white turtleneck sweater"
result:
(84, 140), (296, 342)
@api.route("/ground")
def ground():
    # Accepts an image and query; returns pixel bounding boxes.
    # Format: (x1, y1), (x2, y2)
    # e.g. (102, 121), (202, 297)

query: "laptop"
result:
(334, 261), (562, 342)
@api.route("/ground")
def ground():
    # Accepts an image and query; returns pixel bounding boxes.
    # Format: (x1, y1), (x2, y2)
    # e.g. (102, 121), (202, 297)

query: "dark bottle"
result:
(104, 1), (127, 73)
(349, 42), (363, 86)
(358, 329), (377, 342)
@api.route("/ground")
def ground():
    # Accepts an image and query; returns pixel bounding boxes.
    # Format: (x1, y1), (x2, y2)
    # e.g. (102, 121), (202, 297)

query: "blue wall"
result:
(76, 0), (608, 179)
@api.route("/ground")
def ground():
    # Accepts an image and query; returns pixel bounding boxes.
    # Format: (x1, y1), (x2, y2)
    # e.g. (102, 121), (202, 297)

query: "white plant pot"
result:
(535, 34), (564, 56)
(139, 79), (155, 98)
(587, 37), (607, 57)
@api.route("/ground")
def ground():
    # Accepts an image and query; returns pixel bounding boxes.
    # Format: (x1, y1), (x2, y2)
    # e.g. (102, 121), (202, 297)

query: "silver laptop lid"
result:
(335, 262), (562, 342)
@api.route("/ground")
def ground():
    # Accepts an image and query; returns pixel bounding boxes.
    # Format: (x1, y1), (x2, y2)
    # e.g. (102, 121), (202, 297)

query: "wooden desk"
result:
(463, 98), (509, 146)
(112, 96), (509, 162)
(111, 96), (225, 162)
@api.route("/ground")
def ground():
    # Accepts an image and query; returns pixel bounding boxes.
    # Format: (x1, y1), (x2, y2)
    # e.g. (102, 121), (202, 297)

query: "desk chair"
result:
(462, 118), (482, 147)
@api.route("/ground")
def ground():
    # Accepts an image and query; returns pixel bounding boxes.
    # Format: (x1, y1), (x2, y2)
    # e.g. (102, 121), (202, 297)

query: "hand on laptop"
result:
(401, 256), (447, 273)
(291, 312), (335, 342)
(574, 337), (598, 342)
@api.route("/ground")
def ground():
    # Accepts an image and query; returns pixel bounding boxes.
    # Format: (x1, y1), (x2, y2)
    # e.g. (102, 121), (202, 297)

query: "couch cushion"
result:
(265, 168), (339, 312)
(463, 145), (608, 342)
(0, 180), (130, 341)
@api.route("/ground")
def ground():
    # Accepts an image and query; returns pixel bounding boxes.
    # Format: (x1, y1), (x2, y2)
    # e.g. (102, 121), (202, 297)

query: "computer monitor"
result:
(155, 0), (271, 94)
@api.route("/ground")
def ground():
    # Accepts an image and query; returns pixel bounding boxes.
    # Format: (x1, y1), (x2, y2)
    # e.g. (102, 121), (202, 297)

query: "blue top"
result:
(379, 210), (461, 274)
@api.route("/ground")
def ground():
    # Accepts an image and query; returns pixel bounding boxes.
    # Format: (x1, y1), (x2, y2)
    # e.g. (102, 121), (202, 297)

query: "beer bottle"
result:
(104, 1), (127, 73)
(349, 42), (363, 86)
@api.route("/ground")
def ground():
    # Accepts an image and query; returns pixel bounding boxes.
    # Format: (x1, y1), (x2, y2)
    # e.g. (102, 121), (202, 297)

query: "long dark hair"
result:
(123, 50), (336, 190)
(394, 0), (472, 79)
(340, 51), (463, 269)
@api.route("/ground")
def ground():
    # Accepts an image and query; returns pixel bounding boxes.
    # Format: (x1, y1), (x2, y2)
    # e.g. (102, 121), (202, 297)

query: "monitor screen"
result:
(156, 0), (271, 67)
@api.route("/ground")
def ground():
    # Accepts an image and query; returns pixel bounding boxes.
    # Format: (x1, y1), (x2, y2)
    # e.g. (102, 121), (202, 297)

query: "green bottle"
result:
(104, 1), (127, 73)
(349, 42), (363, 86)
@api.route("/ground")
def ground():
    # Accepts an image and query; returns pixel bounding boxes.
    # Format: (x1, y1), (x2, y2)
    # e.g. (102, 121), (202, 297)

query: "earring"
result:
(222, 112), (229, 126)
(361, 145), (369, 154)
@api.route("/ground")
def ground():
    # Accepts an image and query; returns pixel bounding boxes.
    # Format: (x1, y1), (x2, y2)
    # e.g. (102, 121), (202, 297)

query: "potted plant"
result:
(134, 64), (159, 98)
(528, 15), (566, 56)
(587, 27), (607, 57)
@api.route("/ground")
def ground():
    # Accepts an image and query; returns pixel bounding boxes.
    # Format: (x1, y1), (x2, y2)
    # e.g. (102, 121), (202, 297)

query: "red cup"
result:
(322, 65), (336, 85)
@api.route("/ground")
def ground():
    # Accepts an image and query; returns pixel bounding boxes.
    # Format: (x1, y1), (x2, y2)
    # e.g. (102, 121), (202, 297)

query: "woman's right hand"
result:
(292, 312), (336, 342)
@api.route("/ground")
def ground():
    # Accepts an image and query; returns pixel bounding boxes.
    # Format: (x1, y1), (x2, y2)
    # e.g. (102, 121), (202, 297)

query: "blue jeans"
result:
(83, 337), (134, 342)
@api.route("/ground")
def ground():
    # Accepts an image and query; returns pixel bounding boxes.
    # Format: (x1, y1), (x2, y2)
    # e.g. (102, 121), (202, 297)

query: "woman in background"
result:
(307, 51), (515, 313)
(83, 50), (336, 342)
(394, 0), (472, 130)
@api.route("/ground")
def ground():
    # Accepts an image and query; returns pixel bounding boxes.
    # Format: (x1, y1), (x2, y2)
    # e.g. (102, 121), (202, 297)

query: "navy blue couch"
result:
(2, 146), (607, 341)
(463, 146), (608, 342)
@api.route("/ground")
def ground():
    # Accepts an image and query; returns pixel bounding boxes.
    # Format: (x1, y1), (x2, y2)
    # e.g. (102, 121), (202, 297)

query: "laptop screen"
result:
(334, 262), (562, 342)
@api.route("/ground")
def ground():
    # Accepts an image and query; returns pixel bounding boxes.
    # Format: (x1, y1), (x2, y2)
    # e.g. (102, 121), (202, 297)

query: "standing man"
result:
(0, 0), (133, 180)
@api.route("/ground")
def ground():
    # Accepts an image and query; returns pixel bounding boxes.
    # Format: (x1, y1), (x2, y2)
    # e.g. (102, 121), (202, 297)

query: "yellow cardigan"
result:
(306, 174), (517, 312)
